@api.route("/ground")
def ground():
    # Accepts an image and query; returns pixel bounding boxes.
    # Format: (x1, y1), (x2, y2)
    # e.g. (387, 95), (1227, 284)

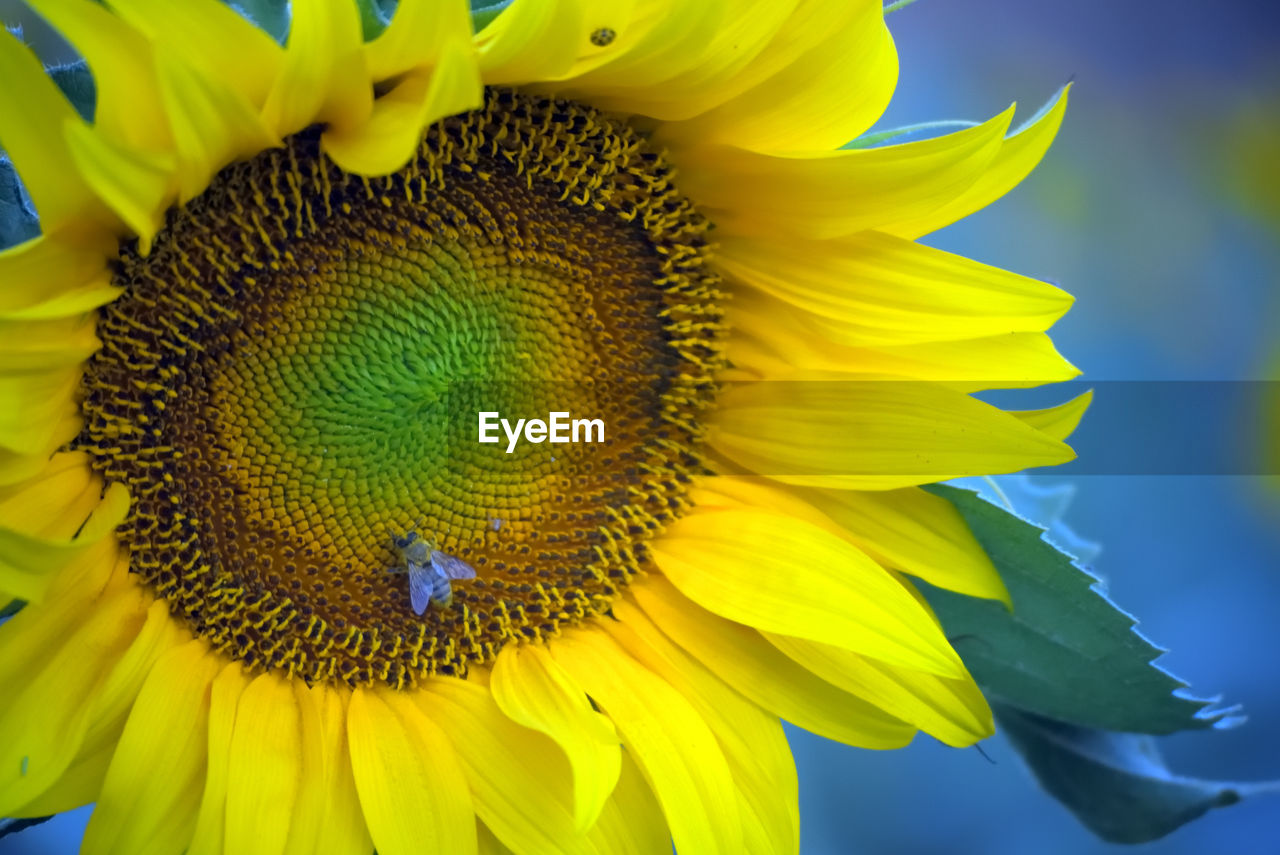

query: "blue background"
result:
(790, 1), (1280, 853)
(3, 0), (1279, 853)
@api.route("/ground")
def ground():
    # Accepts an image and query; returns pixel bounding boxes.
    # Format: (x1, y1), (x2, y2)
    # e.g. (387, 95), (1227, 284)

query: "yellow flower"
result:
(0, 2), (1085, 853)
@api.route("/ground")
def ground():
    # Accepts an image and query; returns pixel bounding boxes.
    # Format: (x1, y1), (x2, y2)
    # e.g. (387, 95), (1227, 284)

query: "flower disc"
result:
(74, 90), (724, 688)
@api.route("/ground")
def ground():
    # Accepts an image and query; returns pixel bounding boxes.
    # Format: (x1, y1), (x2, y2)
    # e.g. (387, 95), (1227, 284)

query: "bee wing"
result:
(407, 562), (435, 615)
(431, 551), (477, 580)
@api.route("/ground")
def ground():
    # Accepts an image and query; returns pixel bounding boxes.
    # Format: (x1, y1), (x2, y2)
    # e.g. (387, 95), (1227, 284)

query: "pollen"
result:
(73, 90), (724, 689)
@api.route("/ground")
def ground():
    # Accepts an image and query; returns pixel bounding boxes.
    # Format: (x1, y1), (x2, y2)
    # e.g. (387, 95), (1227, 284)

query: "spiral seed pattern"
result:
(74, 90), (724, 688)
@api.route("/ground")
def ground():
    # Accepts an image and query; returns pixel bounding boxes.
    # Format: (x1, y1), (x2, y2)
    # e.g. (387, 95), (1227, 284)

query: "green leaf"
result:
(228, 0), (497, 42)
(920, 480), (1274, 842)
(470, 0), (512, 31)
(47, 60), (96, 123)
(227, 0), (289, 44)
(919, 484), (1234, 734)
(0, 157), (40, 250)
(0, 815), (54, 841)
(0, 598), (24, 623)
(994, 703), (1278, 843)
(848, 85), (1069, 150)
(1, 28), (95, 124)
(0, 52), (93, 249)
(845, 120), (979, 149)
(355, 0), (396, 40)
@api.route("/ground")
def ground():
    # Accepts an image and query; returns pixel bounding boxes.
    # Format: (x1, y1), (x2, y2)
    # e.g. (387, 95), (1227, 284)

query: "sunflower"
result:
(0, 1), (1084, 853)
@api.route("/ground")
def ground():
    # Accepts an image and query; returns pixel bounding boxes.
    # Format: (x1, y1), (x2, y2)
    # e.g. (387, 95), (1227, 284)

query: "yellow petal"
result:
(561, 0), (799, 122)
(188, 661), (250, 855)
(12, 738), (112, 817)
(0, 451), (102, 541)
(280, 681), (335, 855)
(478, 821), (517, 855)
(0, 369), (82, 456)
(588, 749), (671, 855)
(552, 628), (742, 855)
(491, 0), (742, 98)
(365, 0), (473, 79)
(727, 300), (1079, 390)
(764, 633), (993, 747)
(657, 0), (896, 152)
(0, 327), (107, 477)
(817, 487), (1012, 602)
(263, 0), (372, 137)
(691, 477), (1010, 605)
(1011, 389), (1093, 442)
(0, 481), (129, 604)
(607, 600), (799, 855)
(708, 379), (1076, 490)
(323, 38), (483, 176)
(419, 676), (593, 855)
(0, 417), (87, 488)
(153, 46), (281, 203)
(225, 673), (305, 855)
(885, 84), (1071, 239)
(0, 31), (107, 232)
(309, 686), (374, 855)
(63, 119), (175, 250)
(67, 590), (173, 728)
(13, 596), (180, 817)
(0, 278), (122, 322)
(347, 687), (476, 855)
(650, 507), (965, 676)
(82, 639), (220, 855)
(719, 229), (1074, 348)
(0, 314), (101, 374)
(79, 599), (181, 744)
(0, 549), (126, 688)
(633, 576), (916, 747)
(0, 231), (113, 313)
(107, 0), (283, 109)
(474, 0), (592, 84)
(490, 643), (621, 831)
(27, 0), (172, 151)
(0, 581), (147, 815)
(674, 107), (1011, 240)
(0, 560), (109, 707)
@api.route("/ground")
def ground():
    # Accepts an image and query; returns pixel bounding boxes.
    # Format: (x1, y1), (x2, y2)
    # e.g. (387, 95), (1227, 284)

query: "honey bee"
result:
(388, 530), (476, 614)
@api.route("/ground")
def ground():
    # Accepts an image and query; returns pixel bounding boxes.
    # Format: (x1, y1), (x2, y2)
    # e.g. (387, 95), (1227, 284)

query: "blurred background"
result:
(789, 1), (1280, 853)
(2, 0), (1279, 853)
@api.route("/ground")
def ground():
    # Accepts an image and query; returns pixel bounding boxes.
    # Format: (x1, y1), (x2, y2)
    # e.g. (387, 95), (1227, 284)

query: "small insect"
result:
(389, 530), (476, 615)
(589, 27), (616, 47)
(487, 514), (503, 532)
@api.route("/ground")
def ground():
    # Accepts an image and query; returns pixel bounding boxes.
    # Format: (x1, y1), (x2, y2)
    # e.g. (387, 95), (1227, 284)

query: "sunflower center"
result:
(74, 89), (723, 688)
